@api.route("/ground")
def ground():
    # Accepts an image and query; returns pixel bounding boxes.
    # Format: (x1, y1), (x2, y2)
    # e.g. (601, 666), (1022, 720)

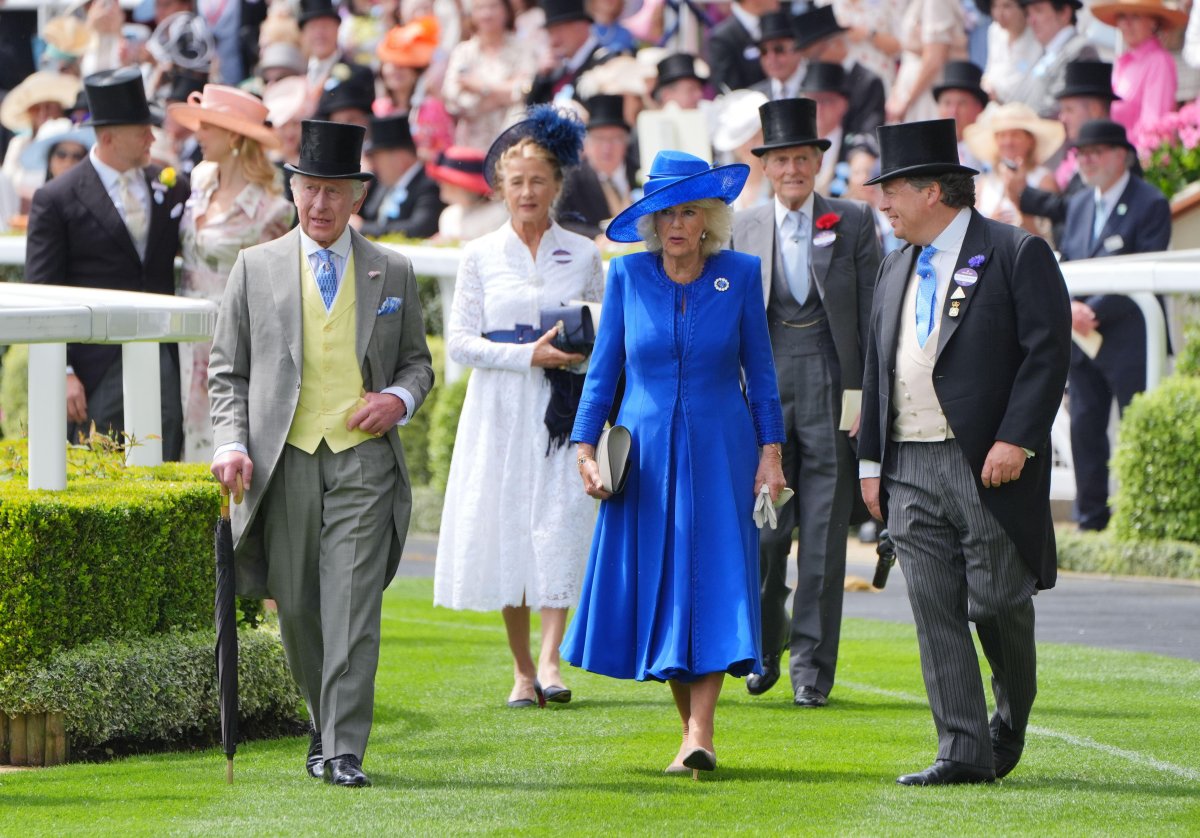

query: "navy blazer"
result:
(858, 210), (1072, 589)
(708, 16), (766, 93)
(359, 166), (445, 240)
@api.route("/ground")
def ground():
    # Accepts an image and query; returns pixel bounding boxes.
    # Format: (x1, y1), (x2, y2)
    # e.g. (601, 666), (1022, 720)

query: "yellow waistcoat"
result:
(286, 249), (376, 454)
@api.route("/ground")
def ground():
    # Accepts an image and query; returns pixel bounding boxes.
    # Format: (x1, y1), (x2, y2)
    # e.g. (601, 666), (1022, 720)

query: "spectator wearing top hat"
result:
(300, 0), (371, 111)
(208, 117), (434, 789)
(934, 61), (989, 172)
(357, 114), (444, 238)
(526, 0), (622, 106)
(651, 52), (708, 109)
(795, 5), (886, 139)
(1058, 118), (1169, 533)
(25, 67), (191, 459)
(798, 63), (870, 197)
(1008, 0), (1098, 119)
(729, 96), (880, 709)
(556, 94), (634, 240)
(858, 117), (1070, 786)
(1005, 60), (1122, 247)
(708, 0), (780, 93)
(748, 11), (806, 102)
(316, 61), (376, 128)
(982, 0), (1041, 105)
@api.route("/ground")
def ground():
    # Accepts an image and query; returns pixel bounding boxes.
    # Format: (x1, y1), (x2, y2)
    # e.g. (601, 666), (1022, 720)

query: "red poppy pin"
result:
(815, 212), (841, 230)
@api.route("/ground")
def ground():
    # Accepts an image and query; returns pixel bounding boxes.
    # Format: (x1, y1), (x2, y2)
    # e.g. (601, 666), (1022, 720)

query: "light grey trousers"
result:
(884, 439), (1038, 768)
(263, 438), (396, 762)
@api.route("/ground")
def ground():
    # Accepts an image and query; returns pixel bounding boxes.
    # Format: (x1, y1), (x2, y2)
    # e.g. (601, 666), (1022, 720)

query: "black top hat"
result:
(298, 0), (340, 26)
(932, 61), (988, 107)
(285, 120), (374, 181)
(585, 95), (630, 131)
(1069, 118), (1134, 151)
(653, 53), (707, 95)
(758, 11), (798, 44)
(752, 98), (830, 155)
(793, 5), (847, 51)
(163, 72), (207, 104)
(366, 114), (415, 152)
(864, 118), (979, 185)
(542, 0), (592, 27)
(316, 64), (375, 118)
(799, 62), (847, 96)
(1056, 60), (1121, 101)
(84, 67), (157, 127)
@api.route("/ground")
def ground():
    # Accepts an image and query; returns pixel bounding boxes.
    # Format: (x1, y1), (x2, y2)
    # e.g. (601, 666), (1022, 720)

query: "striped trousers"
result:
(885, 439), (1039, 769)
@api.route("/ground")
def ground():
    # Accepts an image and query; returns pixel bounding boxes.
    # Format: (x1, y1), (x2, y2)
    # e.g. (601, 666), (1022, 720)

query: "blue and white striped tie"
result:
(315, 249), (337, 310)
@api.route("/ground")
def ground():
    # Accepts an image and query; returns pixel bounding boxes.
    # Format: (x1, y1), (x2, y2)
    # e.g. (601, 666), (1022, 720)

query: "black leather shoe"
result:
(323, 754), (371, 787)
(897, 760), (995, 786)
(746, 654), (781, 695)
(305, 727), (323, 779)
(990, 714), (1025, 779)
(793, 686), (828, 707)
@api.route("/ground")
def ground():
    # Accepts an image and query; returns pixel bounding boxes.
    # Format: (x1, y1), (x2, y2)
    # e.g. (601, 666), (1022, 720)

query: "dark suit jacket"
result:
(556, 161), (636, 239)
(858, 210), (1072, 588)
(25, 159), (190, 396)
(709, 15), (766, 93)
(730, 194), (881, 396)
(359, 166), (444, 239)
(842, 62), (886, 138)
(527, 43), (617, 105)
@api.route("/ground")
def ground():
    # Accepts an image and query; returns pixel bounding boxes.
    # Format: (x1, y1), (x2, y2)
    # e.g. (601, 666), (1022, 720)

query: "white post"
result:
(122, 342), (163, 467)
(1128, 292), (1168, 389)
(436, 274), (463, 384)
(27, 343), (67, 491)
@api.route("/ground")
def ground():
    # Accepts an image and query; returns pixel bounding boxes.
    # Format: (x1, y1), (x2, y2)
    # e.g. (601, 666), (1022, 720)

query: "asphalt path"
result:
(399, 534), (1200, 663)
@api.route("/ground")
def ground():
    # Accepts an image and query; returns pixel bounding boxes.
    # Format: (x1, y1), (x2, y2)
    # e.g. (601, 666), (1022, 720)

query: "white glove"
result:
(753, 483), (778, 530)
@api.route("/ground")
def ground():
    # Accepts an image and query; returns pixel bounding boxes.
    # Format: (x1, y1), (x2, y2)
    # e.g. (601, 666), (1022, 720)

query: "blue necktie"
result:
(315, 249), (337, 310)
(1092, 197), (1106, 244)
(915, 245), (938, 348)
(783, 210), (810, 304)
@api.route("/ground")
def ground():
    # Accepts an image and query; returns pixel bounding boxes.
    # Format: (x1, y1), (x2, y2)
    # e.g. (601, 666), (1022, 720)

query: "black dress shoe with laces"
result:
(746, 654), (781, 695)
(323, 754), (371, 787)
(896, 760), (995, 786)
(990, 714), (1025, 779)
(306, 727), (323, 779)
(793, 686), (828, 707)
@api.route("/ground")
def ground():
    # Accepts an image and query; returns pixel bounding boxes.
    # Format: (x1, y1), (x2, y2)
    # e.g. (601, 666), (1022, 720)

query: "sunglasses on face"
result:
(762, 42), (797, 56)
(52, 148), (87, 161)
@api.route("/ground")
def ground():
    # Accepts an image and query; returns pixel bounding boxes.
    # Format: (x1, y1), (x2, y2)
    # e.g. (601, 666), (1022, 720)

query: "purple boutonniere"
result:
(967, 254), (986, 269)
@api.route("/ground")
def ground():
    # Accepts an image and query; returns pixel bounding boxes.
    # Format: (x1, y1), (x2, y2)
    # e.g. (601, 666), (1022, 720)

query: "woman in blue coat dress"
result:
(562, 151), (787, 778)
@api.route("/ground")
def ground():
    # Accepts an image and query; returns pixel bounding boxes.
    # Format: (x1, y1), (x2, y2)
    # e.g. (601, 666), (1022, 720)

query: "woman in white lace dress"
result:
(434, 107), (603, 708)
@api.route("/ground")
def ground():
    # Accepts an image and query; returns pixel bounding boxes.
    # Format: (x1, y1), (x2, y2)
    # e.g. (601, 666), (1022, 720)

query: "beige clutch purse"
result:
(597, 425), (632, 494)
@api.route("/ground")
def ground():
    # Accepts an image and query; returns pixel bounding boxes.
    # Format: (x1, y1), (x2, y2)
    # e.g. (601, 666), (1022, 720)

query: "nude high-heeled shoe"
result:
(664, 728), (690, 775)
(682, 746), (717, 780)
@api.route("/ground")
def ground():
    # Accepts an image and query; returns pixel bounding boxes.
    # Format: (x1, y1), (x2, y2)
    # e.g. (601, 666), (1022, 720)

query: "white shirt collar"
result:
(1043, 25), (1076, 58)
(773, 63), (806, 98)
(774, 191), (816, 229)
(1095, 169), (1131, 211)
(730, 3), (762, 40)
(300, 224), (353, 259)
(89, 146), (134, 192)
(397, 160), (424, 191)
(927, 207), (973, 256)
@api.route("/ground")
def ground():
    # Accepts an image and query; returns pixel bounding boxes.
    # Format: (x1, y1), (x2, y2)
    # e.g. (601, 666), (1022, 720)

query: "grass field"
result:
(2, 577), (1198, 836)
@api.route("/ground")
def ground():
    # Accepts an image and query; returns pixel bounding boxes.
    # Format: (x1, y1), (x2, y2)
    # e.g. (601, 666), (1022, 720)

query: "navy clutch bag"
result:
(540, 304), (596, 355)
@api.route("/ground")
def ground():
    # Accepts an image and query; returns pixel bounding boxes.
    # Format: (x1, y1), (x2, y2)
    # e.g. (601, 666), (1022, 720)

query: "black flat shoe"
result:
(897, 760), (995, 786)
(746, 654), (781, 696)
(306, 726), (323, 779)
(793, 686), (828, 707)
(323, 754), (371, 787)
(543, 685), (572, 704)
(506, 680), (546, 708)
(990, 714), (1025, 779)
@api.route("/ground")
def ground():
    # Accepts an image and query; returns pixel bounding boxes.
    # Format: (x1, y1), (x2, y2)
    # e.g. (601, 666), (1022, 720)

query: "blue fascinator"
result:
(483, 104), (586, 189)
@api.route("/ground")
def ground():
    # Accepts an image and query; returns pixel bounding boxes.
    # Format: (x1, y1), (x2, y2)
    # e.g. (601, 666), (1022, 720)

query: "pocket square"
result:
(377, 296), (403, 315)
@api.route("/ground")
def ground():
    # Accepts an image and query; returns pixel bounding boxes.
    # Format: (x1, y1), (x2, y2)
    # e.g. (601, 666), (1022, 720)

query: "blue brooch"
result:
(714, 277), (729, 292)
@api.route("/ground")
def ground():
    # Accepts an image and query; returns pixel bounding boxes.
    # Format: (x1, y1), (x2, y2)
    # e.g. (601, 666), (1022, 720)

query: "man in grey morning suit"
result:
(858, 119), (1070, 785)
(209, 120), (434, 788)
(730, 98), (880, 708)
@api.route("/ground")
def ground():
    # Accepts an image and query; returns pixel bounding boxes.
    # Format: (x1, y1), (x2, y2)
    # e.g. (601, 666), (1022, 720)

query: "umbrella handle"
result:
(218, 474), (245, 519)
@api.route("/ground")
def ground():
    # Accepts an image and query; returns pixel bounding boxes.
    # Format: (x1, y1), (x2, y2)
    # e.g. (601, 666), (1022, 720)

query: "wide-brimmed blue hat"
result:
(606, 151), (749, 243)
(19, 118), (95, 171)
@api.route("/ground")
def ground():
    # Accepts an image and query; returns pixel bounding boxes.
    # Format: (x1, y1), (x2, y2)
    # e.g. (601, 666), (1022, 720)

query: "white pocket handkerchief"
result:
(377, 296), (403, 315)
(170, 203), (184, 219)
(1103, 234), (1124, 252)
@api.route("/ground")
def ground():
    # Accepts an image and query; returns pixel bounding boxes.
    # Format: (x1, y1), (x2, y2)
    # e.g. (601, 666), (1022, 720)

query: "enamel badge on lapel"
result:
(813, 231), (836, 248)
(950, 286), (966, 300)
(953, 268), (977, 286)
(714, 277), (730, 292)
(949, 301), (961, 317)
(813, 212), (839, 248)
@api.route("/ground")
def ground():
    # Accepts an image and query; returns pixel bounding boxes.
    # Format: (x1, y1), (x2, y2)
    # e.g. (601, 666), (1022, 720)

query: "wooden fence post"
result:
(9, 713), (27, 766)
(0, 711), (9, 764)
(45, 712), (68, 766)
(26, 712), (46, 767)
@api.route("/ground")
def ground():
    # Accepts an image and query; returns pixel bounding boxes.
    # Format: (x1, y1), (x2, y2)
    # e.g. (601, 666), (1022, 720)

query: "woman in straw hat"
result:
(0, 71), (82, 201)
(563, 150), (786, 779)
(168, 84), (294, 462)
(1091, 0), (1187, 146)
(965, 101), (1064, 238)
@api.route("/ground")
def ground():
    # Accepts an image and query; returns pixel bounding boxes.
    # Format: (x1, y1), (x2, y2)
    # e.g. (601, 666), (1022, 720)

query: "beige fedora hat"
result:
(43, 15), (92, 59)
(168, 84), (281, 149)
(0, 72), (82, 132)
(963, 101), (1066, 168)
(1091, 0), (1188, 31)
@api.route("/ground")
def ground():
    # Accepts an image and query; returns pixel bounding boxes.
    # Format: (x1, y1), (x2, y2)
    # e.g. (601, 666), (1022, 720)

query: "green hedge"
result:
(1056, 527), (1200, 580)
(0, 446), (219, 672)
(427, 371), (470, 494)
(1175, 318), (1200, 378)
(0, 344), (28, 440)
(0, 626), (304, 752)
(1110, 376), (1200, 544)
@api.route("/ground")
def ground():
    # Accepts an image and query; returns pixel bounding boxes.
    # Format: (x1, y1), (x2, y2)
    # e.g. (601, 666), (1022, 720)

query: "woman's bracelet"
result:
(764, 443), (783, 460)
(577, 455), (594, 466)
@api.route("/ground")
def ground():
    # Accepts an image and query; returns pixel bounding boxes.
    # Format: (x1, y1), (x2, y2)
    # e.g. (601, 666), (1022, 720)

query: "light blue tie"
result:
(915, 245), (938, 348)
(315, 249), (337, 310)
(1092, 197), (1106, 244)
(784, 210), (810, 304)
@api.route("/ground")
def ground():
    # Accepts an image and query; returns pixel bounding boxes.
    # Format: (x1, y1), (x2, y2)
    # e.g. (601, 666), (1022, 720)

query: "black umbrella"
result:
(214, 476), (243, 784)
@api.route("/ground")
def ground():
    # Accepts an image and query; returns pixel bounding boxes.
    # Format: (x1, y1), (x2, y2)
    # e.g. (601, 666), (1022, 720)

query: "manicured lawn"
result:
(2, 577), (1197, 836)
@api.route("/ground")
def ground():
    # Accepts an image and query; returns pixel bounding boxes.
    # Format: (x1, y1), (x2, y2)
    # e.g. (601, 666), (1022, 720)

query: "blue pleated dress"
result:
(561, 249), (786, 682)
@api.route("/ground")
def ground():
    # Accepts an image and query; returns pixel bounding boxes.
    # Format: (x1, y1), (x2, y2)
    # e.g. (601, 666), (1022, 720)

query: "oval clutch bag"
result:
(597, 425), (632, 494)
